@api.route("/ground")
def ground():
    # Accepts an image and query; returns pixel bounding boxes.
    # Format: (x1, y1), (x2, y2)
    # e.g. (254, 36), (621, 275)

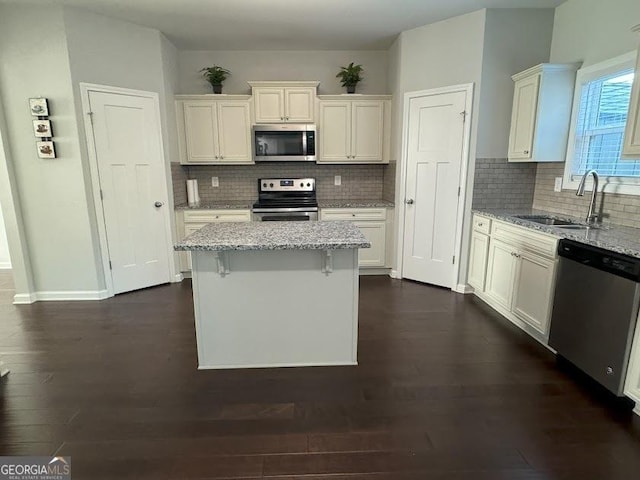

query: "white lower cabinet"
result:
(320, 208), (389, 269)
(625, 310), (640, 414)
(176, 209), (251, 273)
(470, 215), (559, 341)
(511, 251), (556, 334)
(485, 238), (518, 311)
(467, 231), (490, 292)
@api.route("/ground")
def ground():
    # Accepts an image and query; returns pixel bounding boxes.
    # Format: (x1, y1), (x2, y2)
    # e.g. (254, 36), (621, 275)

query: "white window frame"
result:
(563, 51), (639, 195)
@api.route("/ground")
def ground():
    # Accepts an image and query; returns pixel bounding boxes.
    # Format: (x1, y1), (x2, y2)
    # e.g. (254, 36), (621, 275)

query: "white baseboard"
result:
(453, 283), (474, 294)
(359, 268), (391, 276)
(173, 273), (184, 282)
(390, 269), (401, 279)
(0, 263), (11, 270)
(13, 292), (37, 304)
(14, 290), (109, 304)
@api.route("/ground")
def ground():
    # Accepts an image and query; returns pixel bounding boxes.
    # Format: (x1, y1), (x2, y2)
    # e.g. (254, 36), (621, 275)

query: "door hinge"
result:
(99, 189), (104, 200)
(88, 111), (94, 124)
(460, 110), (467, 122)
(457, 186), (461, 197)
(452, 255), (456, 264)
(108, 260), (112, 270)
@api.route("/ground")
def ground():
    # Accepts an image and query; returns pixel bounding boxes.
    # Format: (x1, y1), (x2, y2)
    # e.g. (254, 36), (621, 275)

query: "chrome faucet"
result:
(576, 169), (599, 225)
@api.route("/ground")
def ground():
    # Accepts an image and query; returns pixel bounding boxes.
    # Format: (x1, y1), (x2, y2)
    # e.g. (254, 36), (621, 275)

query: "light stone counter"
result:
(175, 220), (370, 252)
(473, 208), (640, 259)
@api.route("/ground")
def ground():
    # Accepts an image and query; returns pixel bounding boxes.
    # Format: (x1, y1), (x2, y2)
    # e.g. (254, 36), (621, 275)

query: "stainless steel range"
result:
(252, 178), (318, 221)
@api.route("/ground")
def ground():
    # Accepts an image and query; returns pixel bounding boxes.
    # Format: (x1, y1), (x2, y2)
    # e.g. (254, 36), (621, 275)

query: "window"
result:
(564, 51), (640, 193)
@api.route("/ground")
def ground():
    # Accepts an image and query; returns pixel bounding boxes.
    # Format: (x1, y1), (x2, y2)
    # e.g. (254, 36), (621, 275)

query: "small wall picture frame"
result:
(36, 141), (56, 159)
(33, 119), (52, 138)
(29, 98), (49, 116)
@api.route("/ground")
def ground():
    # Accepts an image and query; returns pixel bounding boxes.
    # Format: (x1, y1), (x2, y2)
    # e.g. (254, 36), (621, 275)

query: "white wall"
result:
(0, 203), (10, 269)
(0, 4), (180, 298)
(551, 0), (640, 67)
(178, 50), (389, 95)
(386, 10), (486, 286)
(0, 4), (102, 293)
(476, 9), (554, 158)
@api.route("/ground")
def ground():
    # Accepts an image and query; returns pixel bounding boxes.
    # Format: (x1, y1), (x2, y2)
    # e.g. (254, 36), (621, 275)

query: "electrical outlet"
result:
(554, 177), (563, 192)
(334, 175), (341, 186)
(211, 177), (219, 187)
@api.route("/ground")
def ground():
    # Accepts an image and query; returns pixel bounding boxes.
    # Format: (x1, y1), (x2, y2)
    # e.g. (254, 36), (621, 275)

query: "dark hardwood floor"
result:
(1, 272), (639, 479)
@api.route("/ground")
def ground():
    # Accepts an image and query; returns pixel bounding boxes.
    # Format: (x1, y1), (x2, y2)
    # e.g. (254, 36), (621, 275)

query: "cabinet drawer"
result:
(472, 214), (491, 234)
(183, 209), (251, 223)
(491, 220), (558, 258)
(320, 208), (386, 221)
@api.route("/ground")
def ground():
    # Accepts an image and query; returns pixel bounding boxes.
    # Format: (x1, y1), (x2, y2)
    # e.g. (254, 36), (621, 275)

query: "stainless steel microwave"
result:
(253, 124), (316, 162)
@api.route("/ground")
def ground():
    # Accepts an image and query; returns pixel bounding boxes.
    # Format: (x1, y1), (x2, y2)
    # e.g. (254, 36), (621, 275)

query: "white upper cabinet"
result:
(318, 95), (391, 164)
(249, 81), (318, 123)
(177, 96), (253, 165)
(508, 63), (580, 162)
(622, 25), (640, 157)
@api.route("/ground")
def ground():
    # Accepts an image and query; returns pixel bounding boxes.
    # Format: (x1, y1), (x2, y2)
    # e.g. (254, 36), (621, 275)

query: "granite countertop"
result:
(473, 208), (640, 259)
(318, 199), (395, 208)
(176, 200), (394, 210)
(175, 221), (371, 252)
(175, 201), (252, 210)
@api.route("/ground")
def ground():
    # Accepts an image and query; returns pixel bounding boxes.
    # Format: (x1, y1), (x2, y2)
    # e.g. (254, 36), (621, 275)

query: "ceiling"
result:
(3, 0), (565, 50)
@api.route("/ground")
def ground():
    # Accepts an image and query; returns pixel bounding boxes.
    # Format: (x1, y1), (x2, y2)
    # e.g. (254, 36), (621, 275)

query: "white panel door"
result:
(254, 88), (285, 123)
(319, 102), (351, 162)
(216, 101), (252, 163)
(508, 74), (540, 160)
(351, 101), (384, 162)
(402, 91), (466, 287)
(285, 88), (315, 122)
(183, 101), (219, 162)
(89, 90), (171, 294)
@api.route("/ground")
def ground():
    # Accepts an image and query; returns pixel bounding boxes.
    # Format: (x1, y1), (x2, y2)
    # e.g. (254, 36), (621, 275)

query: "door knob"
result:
(405, 199), (414, 205)
(154, 201), (164, 208)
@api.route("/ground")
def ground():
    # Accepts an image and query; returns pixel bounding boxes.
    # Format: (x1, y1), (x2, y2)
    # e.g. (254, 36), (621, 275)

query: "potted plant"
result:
(200, 65), (231, 94)
(336, 62), (363, 94)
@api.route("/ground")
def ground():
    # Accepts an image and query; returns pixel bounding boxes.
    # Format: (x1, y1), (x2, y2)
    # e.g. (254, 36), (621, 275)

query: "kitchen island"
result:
(175, 221), (370, 369)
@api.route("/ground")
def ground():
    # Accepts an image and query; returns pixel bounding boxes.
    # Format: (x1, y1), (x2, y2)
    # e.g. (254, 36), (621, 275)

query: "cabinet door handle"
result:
(280, 116), (284, 120)
(215, 155), (219, 159)
(524, 150), (529, 155)
(220, 155), (224, 159)
(478, 223), (484, 227)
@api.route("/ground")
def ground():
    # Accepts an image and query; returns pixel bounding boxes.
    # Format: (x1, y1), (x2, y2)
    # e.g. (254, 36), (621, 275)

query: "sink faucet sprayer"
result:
(576, 169), (599, 225)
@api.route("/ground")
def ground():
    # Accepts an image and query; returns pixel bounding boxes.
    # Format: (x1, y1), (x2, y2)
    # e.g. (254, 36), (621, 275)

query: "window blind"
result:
(571, 68), (640, 177)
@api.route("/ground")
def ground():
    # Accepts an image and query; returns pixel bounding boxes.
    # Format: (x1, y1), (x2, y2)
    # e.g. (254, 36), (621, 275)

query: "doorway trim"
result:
(395, 83), (474, 291)
(80, 83), (176, 298)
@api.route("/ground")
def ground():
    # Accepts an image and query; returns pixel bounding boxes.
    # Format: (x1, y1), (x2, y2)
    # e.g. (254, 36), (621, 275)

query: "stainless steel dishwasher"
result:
(549, 239), (640, 395)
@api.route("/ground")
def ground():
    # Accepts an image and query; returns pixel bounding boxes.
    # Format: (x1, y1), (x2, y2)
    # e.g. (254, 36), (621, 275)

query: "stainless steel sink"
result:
(513, 214), (593, 230)
(514, 215), (577, 226)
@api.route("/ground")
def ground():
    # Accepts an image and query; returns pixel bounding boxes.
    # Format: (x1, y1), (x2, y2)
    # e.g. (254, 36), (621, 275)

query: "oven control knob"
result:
(300, 182), (304, 187)
(307, 183), (311, 187)
(269, 183), (274, 187)
(263, 183), (267, 188)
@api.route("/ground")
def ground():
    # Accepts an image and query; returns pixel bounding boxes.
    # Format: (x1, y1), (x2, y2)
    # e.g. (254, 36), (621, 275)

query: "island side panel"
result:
(191, 248), (359, 369)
